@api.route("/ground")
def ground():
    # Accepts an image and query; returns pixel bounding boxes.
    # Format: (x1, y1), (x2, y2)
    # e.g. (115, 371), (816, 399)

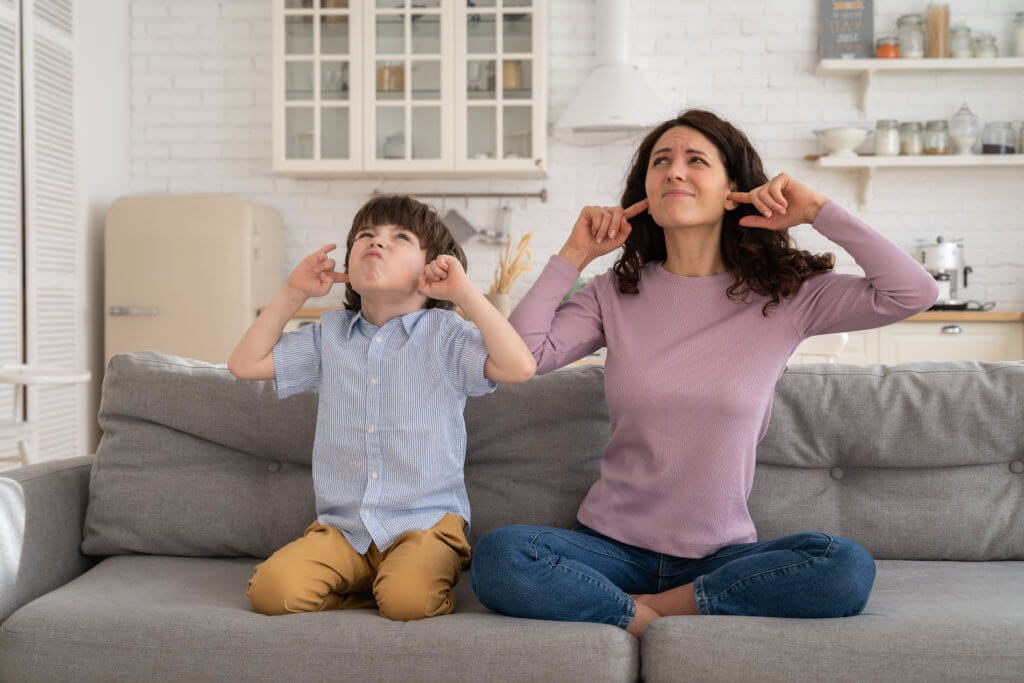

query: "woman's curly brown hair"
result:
(342, 195), (467, 313)
(616, 109), (835, 316)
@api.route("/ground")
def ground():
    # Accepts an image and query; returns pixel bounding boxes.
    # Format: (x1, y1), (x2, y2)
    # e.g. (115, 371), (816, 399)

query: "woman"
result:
(469, 109), (939, 638)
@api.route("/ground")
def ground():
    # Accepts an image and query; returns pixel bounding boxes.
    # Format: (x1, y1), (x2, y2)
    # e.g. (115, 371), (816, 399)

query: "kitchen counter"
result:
(289, 308), (1024, 323)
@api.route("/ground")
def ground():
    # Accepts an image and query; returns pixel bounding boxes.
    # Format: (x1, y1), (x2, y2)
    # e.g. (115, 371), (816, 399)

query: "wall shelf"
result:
(805, 154), (1024, 208)
(816, 58), (1024, 115)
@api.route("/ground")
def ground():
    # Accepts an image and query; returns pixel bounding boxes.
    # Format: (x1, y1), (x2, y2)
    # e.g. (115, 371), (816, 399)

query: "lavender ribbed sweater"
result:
(509, 201), (940, 558)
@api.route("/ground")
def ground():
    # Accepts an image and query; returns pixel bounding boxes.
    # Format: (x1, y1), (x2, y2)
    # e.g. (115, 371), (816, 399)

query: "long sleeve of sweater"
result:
(507, 254), (607, 374)
(783, 201), (940, 338)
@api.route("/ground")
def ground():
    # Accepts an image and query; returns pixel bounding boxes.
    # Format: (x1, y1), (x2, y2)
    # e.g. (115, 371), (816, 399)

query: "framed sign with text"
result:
(819, 0), (874, 59)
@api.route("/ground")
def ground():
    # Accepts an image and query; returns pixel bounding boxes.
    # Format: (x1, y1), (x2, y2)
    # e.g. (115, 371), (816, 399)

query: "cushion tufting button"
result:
(267, 460), (281, 473)
(1010, 460), (1024, 474)
(830, 467), (844, 480)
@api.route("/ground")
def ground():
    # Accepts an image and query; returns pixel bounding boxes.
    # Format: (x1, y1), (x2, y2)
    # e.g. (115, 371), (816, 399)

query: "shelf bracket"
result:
(857, 71), (872, 117)
(857, 166), (873, 210)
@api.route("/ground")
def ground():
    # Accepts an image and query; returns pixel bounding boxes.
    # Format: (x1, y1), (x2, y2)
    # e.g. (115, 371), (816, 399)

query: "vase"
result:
(485, 292), (511, 317)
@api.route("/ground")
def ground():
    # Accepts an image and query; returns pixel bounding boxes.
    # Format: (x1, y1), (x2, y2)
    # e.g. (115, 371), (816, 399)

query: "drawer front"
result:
(879, 322), (1024, 363)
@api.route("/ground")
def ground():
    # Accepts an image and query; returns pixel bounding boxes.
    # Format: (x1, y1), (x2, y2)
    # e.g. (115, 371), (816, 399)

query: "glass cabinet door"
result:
(365, 0), (448, 168)
(457, 0), (540, 170)
(277, 0), (361, 170)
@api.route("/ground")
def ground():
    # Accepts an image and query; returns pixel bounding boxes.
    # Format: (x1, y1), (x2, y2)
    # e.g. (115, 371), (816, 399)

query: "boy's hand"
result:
(418, 254), (473, 305)
(287, 243), (350, 299)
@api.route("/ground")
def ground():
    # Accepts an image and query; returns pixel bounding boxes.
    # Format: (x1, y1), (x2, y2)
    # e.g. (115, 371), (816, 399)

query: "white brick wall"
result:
(130, 0), (1024, 310)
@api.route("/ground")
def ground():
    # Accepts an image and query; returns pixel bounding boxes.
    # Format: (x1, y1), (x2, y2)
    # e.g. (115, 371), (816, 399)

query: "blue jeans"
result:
(470, 521), (876, 629)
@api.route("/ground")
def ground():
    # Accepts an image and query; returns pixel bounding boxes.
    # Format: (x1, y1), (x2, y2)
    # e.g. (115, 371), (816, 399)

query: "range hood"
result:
(553, 0), (666, 142)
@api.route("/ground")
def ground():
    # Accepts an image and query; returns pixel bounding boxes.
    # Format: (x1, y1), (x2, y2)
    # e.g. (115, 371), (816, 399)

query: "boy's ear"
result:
(724, 181), (739, 211)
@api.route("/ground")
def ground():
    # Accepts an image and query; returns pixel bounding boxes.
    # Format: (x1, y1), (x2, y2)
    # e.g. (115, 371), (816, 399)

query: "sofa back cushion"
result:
(82, 352), (1024, 560)
(752, 361), (1024, 560)
(81, 352), (607, 558)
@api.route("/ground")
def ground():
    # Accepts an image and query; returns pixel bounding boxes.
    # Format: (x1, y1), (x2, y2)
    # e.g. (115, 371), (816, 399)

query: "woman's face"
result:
(644, 125), (737, 230)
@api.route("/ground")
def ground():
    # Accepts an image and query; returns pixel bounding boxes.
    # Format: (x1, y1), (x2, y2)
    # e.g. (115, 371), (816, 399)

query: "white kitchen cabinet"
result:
(796, 320), (1024, 365)
(272, 0), (546, 177)
(877, 321), (1023, 364)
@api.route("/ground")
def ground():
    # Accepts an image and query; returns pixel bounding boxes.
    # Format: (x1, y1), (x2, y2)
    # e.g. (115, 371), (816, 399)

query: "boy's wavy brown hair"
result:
(342, 195), (468, 312)
(617, 109), (835, 316)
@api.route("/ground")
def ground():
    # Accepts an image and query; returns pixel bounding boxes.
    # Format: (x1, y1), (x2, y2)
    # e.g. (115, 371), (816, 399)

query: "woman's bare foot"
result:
(632, 584), (700, 617)
(625, 595), (661, 638)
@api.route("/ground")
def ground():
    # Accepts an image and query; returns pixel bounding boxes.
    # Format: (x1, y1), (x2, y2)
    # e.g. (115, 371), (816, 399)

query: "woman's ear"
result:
(724, 182), (739, 211)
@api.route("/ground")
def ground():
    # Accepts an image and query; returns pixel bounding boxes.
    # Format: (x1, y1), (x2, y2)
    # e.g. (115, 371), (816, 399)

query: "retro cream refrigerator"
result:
(105, 195), (284, 365)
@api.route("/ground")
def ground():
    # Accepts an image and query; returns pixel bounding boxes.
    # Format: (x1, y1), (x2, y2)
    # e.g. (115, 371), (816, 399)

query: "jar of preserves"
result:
(924, 120), (950, 155)
(897, 14), (926, 58)
(876, 37), (900, 58)
(874, 120), (900, 156)
(900, 122), (923, 155)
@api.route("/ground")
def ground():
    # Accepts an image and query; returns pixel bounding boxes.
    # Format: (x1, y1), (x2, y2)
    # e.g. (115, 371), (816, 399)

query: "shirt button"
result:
(375, 336), (382, 342)
(362, 510), (369, 517)
(371, 472), (378, 479)
(371, 378), (378, 385)
(367, 425), (375, 434)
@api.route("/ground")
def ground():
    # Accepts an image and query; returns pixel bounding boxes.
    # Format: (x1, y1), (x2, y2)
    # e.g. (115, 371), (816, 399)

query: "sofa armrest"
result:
(0, 455), (98, 623)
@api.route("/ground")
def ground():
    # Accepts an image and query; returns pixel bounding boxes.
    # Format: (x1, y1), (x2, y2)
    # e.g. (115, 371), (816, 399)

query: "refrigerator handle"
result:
(108, 306), (159, 316)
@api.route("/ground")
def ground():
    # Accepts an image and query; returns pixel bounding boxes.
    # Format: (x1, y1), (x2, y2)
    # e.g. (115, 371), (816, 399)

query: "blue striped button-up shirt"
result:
(272, 307), (498, 553)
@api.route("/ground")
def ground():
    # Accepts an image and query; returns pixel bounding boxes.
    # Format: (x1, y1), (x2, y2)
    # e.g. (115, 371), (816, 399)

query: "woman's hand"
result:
(418, 254), (473, 305)
(727, 173), (830, 231)
(560, 199), (649, 269)
(286, 244), (350, 298)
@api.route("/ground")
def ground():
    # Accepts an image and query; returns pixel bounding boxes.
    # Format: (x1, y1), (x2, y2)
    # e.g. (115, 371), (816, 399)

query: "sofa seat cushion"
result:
(0, 555), (637, 683)
(641, 559), (1024, 683)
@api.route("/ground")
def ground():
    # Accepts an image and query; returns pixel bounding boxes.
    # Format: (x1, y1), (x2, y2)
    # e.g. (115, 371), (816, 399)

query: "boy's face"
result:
(347, 223), (428, 300)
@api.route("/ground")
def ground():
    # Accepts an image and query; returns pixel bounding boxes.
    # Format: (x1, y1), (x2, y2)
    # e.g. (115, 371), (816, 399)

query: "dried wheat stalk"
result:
(488, 232), (534, 294)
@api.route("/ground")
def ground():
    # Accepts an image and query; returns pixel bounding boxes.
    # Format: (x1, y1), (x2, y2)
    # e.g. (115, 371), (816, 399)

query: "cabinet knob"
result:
(940, 324), (962, 335)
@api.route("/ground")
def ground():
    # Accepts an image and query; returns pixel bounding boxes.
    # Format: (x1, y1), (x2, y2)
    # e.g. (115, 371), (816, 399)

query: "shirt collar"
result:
(345, 307), (428, 339)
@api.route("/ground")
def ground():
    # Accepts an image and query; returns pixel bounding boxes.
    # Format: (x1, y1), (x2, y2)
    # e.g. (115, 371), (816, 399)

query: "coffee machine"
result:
(913, 236), (974, 310)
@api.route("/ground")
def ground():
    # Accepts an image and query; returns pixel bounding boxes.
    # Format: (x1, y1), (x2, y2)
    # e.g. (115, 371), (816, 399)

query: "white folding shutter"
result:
(0, 0), (22, 466)
(23, 0), (84, 462)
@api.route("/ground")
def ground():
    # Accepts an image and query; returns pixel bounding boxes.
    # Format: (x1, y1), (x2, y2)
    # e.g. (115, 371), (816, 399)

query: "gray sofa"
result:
(1, 350), (1022, 682)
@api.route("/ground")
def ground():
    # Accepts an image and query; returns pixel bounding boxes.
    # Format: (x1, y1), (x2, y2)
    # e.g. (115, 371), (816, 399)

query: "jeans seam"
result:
(527, 530), (657, 577)
(705, 534), (836, 603)
(693, 575), (709, 615)
(541, 556), (634, 628)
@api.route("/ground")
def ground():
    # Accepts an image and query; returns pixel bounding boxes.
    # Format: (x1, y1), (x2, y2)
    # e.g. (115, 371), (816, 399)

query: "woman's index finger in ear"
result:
(623, 198), (649, 219)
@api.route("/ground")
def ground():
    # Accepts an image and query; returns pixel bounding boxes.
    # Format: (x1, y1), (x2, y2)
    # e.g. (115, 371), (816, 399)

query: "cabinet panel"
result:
(879, 322), (1024, 363)
(274, 0), (363, 172)
(363, 0), (452, 172)
(455, 0), (544, 173)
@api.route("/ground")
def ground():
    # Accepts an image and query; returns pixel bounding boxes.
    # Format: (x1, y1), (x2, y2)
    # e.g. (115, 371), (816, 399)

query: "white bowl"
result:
(813, 127), (870, 157)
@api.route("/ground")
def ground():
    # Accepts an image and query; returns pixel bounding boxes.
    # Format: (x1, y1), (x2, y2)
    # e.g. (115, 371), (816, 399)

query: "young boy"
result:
(228, 195), (536, 621)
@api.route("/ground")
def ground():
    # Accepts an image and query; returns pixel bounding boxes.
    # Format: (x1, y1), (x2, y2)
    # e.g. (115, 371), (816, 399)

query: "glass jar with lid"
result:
(981, 122), (1016, 154)
(972, 32), (998, 58)
(924, 121), (950, 155)
(1014, 12), (1024, 57)
(874, 120), (900, 156)
(950, 22), (972, 58)
(876, 36), (900, 58)
(949, 102), (980, 154)
(897, 14), (926, 58)
(900, 122), (923, 155)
